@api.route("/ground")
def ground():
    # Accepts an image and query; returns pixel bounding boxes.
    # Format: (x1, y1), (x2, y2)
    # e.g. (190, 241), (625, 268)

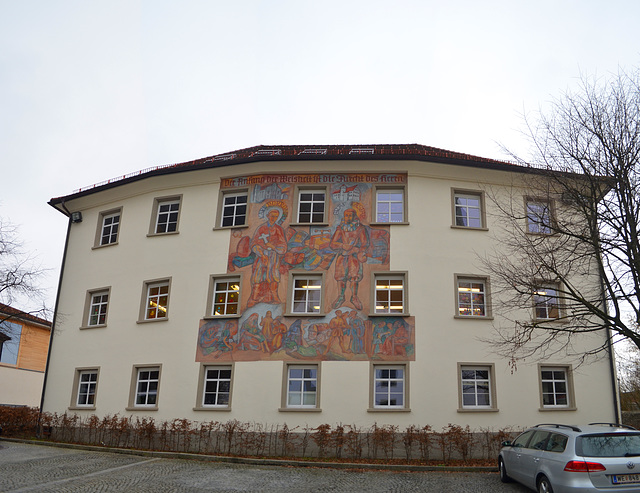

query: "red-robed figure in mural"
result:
(330, 208), (369, 310)
(248, 208), (287, 307)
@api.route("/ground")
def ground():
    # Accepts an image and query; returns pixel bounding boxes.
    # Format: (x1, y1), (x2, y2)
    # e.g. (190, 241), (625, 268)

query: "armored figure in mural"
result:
(248, 208), (287, 307)
(330, 208), (370, 310)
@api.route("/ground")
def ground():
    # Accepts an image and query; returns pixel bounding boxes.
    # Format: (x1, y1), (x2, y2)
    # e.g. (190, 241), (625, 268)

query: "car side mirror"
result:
(502, 441), (512, 447)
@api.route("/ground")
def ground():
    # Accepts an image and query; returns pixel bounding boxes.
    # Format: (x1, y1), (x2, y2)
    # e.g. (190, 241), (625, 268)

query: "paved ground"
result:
(0, 440), (531, 492)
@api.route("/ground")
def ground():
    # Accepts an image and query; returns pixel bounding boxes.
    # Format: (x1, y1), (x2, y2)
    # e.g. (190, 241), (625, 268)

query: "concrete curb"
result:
(0, 437), (497, 473)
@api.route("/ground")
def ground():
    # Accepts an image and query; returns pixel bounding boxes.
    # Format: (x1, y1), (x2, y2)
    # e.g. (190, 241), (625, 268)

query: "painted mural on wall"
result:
(196, 173), (415, 362)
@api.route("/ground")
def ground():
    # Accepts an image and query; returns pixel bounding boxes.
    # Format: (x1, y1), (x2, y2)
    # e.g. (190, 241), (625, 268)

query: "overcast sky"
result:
(1, 0), (639, 312)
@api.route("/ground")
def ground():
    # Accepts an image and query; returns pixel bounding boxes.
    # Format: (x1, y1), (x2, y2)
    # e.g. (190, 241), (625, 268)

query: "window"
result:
(452, 190), (485, 228)
(139, 279), (171, 322)
(81, 287), (111, 329)
(296, 188), (326, 223)
(371, 364), (407, 410)
(219, 190), (248, 228)
(98, 210), (121, 246)
(458, 364), (497, 411)
(290, 274), (323, 314)
(196, 365), (233, 409)
(69, 367), (99, 409)
(375, 188), (405, 223)
(207, 275), (241, 317)
(149, 196), (182, 235)
(374, 273), (407, 315)
(455, 276), (490, 318)
(539, 366), (574, 409)
(128, 365), (161, 409)
(534, 283), (560, 320)
(284, 364), (319, 409)
(526, 199), (553, 234)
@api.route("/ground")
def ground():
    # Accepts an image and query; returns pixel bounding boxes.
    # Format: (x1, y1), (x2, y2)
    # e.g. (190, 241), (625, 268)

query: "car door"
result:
(517, 430), (550, 490)
(503, 430), (536, 484)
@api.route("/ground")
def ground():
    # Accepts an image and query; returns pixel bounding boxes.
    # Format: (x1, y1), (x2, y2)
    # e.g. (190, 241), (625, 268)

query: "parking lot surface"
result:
(0, 440), (530, 492)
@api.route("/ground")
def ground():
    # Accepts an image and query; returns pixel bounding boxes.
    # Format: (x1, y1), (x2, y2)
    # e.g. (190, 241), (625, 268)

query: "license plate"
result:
(612, 474), (640, 484)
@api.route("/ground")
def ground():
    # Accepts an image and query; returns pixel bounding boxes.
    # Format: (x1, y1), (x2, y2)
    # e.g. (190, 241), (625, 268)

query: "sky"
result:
(1, 0), (639, 313)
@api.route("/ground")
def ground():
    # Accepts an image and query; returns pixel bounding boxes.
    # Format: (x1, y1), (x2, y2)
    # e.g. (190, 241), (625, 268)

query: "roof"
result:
(0, 302), (52, 329)
(49, 143), (526, 211)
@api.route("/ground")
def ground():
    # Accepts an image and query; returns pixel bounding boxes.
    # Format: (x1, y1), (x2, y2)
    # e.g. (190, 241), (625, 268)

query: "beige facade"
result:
(43, 145), (618, 430)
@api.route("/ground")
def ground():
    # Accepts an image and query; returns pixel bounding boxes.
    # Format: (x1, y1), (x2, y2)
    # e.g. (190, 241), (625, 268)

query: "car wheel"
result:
(537, 475), (554, 493)
(498, 457), (511, 483)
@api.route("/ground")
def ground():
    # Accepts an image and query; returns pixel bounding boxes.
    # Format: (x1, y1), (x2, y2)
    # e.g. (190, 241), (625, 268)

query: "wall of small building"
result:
(42, 159), (617, 430)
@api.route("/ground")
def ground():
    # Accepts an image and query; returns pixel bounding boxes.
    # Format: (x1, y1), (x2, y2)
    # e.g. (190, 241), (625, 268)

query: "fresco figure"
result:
(248, 208), (287, 307)
(260, 310), (276, 346)
(381, 320), (410, 356)
(270, 317), (287, 351)
(348, 310), (366, 354)
(199, 321), (237, 354)
(372, 320), (392, 355)
(323, 310), (350, 355)
(238, 313), (269, 352)
(330, 208), (370, 310)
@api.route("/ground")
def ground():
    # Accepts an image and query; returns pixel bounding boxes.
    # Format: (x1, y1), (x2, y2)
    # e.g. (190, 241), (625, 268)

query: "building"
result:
(42, 144), (618, 430)
(0, 303), (51, 407)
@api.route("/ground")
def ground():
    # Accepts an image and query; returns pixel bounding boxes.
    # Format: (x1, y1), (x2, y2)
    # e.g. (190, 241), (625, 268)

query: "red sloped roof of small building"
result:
(0, 302), (52, 329)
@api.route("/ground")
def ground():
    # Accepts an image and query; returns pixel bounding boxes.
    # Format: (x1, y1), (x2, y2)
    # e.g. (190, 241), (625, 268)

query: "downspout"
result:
(38, 201), (72, 434)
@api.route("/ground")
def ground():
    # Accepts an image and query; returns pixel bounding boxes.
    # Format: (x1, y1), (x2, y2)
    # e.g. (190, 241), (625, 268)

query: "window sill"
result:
(193, 406), (232, 412)
(136, 318), (169, 324)
(91, 242), (119, 250)
(368, 407), (411, 413)
(289, 222), (329, 228)
(454, 315), (494, 321)
(538, 406), (577, 412)
(370, 221), (410, 226)
(79, 324), (107, 330)
(450, 225), (488, 232)
(279, 407), (322, 412)
(457, 408), (499, 413)
(203, 314), (242, 320)
(146, 231), (180, 237)
(125, 406), (158, 412)
(68, 406), (96, 411)
(283, 312), (325, 318)
(368, 312), (409, 318)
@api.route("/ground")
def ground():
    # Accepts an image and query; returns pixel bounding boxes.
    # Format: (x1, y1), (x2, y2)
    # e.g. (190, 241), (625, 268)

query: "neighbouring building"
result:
(0, 303), (51, 407)
(42, 144), (619, 430)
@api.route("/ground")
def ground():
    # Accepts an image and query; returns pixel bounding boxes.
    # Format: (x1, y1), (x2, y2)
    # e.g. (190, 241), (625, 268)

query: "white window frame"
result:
(534, 283), (560, 320)
(373, 273), (407, 315)
(202, 365), (233, 408)
(207, 275), (241, 317)
(452, 190), (485, 229)
(526, 198), (554, 234)
(69, 367), (100, 410)
(139, 279), (171, 322)
(219, 190), (248, 228)
(128, 365), (161, 410)
(539, 365), (575, 410)
(289, 273), (323, 315)
(455, 275), (490, 318)
(88, 291), (109, 326)
(283, 364), (320, 410)
(374, 187), (406, 224)
(295, 187), (327, 224)
(458, 364), (497, 411)
(93, 208), (122, 248)
(370, 364), (408, 410)
(149, 196), (182, 236)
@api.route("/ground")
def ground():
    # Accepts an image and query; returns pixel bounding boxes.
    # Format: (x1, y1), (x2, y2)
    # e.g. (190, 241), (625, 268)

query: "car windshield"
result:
(577, 433), (640, 457)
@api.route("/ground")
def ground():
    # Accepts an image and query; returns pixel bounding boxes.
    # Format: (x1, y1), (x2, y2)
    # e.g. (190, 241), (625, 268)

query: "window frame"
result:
(280, 363), (322, 412)
(69, 367), (100, 410)
(292, 186), (328, 225)
(371, 271), (408, 316)
(286, 271), (325, 316)
(454, 274), (492, 319)
(369, 363), (410, 412)
(451, 189), (487, 230)
(533, 282), (561, 321)
(138, 278), (171, 323)
(525, 197), (555, 235)
(215, 188), (249, 229)
(148, 195), (182, 236)
(81, 287), (111, 329)
(127, 364), (162, 411)
(205, 274), (243, 319)
(538, 364), (576, 411)
(457, 363), (498, 412)
(372, 185), (408, 225)
(194, 363), (234, 411)
(93, 208), (122, 248)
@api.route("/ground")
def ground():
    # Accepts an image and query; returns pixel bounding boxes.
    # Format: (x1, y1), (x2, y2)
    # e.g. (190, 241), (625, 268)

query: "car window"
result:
(545, 433), (568, 453)
(577, 433), (640, 457)
(528, 430), (550, 450)
(512, 430), (535, 448)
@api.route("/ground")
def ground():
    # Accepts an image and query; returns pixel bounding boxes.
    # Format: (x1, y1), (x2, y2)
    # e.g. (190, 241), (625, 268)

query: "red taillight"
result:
(564, 460), (606, 472)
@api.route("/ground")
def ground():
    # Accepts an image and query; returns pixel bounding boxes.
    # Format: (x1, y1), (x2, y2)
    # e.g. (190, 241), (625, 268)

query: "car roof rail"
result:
(534, 423), (582, 432)
(588, 422), (637, 430)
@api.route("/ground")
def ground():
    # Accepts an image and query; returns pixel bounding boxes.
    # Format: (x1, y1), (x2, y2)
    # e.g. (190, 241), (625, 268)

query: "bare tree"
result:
(0, 216), (49, 329)
(482, 67), (640, 365)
